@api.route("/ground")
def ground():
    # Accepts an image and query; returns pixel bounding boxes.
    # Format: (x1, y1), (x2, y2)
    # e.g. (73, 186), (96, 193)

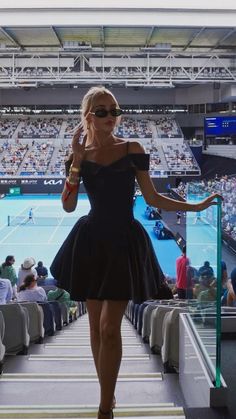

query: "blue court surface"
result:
(0, 194), (181, 278)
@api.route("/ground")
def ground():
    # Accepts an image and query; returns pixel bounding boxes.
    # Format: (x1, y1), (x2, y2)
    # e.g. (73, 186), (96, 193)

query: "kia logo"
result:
(44, 179), (63, 185)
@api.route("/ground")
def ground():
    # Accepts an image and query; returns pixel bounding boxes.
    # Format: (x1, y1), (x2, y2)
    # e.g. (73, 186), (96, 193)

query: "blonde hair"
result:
(80, 86), (119, 132)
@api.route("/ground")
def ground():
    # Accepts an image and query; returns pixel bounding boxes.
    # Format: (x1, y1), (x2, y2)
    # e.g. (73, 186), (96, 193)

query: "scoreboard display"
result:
(204, 116), (236, 136)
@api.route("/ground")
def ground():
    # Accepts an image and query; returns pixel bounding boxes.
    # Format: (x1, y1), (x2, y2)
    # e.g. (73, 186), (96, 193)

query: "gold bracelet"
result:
(68, 174), (79, 183)
(67, 176), (79, 185)
(70, 165), (80, 173)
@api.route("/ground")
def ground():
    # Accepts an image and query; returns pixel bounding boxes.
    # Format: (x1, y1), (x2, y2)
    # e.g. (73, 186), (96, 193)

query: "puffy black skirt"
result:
(50, 216), (164, 303)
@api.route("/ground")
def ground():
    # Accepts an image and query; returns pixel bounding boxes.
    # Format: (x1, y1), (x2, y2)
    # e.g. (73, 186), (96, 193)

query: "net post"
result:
(7, 215), (10, 226)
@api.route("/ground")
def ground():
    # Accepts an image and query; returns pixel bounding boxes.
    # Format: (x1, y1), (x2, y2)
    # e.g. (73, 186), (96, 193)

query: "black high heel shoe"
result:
(98, 406), (114, 419)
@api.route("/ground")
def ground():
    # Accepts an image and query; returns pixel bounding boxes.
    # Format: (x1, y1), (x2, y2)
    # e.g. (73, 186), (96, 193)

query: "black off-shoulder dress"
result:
(50, 151), (164, 303)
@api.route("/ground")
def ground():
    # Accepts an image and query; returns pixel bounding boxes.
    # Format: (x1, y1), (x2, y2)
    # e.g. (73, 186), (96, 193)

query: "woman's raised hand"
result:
(195, 193), (223, 212)
(71, 123), (87, 163)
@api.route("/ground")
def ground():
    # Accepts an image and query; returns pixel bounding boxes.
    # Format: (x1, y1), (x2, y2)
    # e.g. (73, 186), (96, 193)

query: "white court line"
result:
(47, 217), (65, 244)
(0, 204), (38, 244)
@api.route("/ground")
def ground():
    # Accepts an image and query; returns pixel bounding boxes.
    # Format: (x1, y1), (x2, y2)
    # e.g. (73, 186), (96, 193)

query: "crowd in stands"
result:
(17, 118), (63, 139)
(175, 175), (236, 242)
(0, 140), (200, 177)
(155, 116), (182, 138)
(64, 118), (80, 138)
(0, 143), (29, 175)
(20, 142), (54, 176)
(114, 118), (152, 138)
(149, 153), (162, 170)
(49, 144), (72, 176)
(163, 143), (199, 172)
(0, 119), (19, 139)
(0, 116), (200, 176)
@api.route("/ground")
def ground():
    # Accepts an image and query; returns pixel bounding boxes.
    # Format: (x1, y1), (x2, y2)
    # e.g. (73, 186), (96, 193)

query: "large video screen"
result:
(204, 116), (236, 136)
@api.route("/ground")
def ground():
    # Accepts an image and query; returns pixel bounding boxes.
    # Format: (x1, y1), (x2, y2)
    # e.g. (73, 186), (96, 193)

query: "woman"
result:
(17, 274), (47, 302)
(0, 255), (17, 288)
(17, 257), (37, 291)
(227, 268), (236, 307)
(0, 255), (17, 298)
(50, 86), (221, 418)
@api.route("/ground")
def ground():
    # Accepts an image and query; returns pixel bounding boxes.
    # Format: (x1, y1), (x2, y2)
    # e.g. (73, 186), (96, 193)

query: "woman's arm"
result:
(61, 153), (81, 213)
(62, 126), (87, 213)
(131, 142), (222, 212)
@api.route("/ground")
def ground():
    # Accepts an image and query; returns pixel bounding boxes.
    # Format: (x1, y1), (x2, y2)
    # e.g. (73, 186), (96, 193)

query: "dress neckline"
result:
(81, 154), (130, 168)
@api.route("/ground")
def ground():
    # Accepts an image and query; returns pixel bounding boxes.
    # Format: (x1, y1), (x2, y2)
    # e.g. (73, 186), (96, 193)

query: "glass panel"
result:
(186, 181), (222, 387)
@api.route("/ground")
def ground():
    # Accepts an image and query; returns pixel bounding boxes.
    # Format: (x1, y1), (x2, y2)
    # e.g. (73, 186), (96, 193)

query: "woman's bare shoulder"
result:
(113, 138), (146, 154)
(127, 141), (146, 154)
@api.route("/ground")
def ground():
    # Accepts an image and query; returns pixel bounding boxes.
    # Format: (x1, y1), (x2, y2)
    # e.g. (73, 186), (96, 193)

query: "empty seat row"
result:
(126, 300), (236, 374)
(0, 300), (86, 374)
(126, 300), (189, 372)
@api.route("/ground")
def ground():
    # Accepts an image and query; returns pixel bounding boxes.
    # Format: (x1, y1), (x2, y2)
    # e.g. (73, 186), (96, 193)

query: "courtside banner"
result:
(0, 177), (87, 194)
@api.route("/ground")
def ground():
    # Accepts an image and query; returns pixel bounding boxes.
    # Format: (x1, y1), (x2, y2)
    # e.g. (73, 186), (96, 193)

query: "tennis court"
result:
(0, 194), (90, 271)
(0, 194), (181, 278)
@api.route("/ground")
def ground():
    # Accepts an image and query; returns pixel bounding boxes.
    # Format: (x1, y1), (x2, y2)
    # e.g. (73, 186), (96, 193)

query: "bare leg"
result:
(86, 299), (128, 415)
(86, 301), (116, 409)
(86, 300), (103, 379)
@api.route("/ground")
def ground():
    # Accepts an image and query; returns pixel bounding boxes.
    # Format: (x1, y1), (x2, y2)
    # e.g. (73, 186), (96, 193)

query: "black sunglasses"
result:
(90, 108), (123, 118)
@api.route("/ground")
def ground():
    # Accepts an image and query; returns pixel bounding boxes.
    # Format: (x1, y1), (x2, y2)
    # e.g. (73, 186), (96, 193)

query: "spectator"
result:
(35, 261), (48, 279)
(0, 278), (13, 304)
(0, 255), (17, 298)
(197, 279), (216, 305)
(17, 257), (37, 290)
(47, 286), (77, 319)
(17, 274), (47, 302)
(198, 261), (214, 279)
(0, 255), (17, 288)
(227, 268), (236, 307)
(176, 246), (193, 299)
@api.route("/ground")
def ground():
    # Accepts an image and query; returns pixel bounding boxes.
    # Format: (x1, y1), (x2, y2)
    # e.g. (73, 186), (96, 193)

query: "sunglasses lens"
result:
(94, 109), (108, 118)
(93, 109), (122, 118)
(111, 109), (123, 117)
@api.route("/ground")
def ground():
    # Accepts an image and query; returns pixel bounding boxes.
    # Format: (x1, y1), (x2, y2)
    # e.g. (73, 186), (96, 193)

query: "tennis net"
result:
(7, 215), (78, 226)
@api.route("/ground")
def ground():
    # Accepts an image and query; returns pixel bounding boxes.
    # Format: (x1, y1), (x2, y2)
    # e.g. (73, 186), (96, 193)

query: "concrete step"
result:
(0, 372), (163, 382)
(3, 355), (161, 375)
(34, 344), (147, 357)
(0, 380), (177, 405)
(27, 354), (151, 362)
(0, 404), (185, 418)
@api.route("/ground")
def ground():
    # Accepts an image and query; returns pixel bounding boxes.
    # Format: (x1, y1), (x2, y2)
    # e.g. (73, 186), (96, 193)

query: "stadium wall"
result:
(0, 175), (200, 195)
(0, 85), (216, 106)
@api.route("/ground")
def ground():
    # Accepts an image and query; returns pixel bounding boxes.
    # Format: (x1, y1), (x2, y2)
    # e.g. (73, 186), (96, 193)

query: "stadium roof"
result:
(0, 1), (236, 54)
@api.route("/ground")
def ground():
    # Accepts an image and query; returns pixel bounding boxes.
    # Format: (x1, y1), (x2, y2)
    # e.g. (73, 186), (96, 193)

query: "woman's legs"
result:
(86, 300), (103, 379)
(86, 299), (128, 413)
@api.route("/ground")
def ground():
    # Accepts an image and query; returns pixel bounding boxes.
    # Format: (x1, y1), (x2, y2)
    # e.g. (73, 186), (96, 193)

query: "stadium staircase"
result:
(155, 145), (168, 171)
(0, 313), (186, 419)
(59, 120), (70, 139)
(16, 146), (33, 175)
(12, 121), (25, 140)
(46, 147), (61, 174)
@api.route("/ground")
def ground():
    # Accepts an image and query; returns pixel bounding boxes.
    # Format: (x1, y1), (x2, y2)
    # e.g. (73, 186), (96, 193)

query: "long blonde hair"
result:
(80, 86), (119, 142)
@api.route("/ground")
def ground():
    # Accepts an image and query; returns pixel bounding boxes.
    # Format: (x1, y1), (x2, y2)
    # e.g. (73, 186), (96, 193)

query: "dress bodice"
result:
(66, 152), (149, 227)
(81, 155), (136, 224)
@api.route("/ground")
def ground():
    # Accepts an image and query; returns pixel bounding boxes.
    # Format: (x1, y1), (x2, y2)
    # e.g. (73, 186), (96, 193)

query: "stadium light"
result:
(125, 81), (174, 88)
(140, 43), (172, 52)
